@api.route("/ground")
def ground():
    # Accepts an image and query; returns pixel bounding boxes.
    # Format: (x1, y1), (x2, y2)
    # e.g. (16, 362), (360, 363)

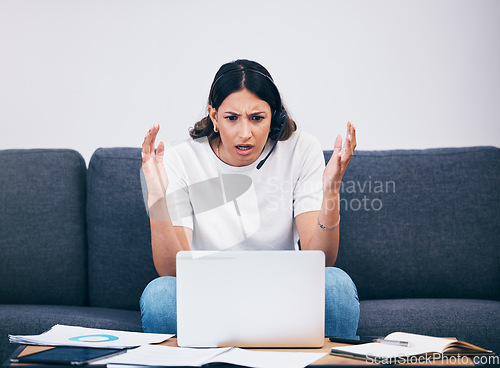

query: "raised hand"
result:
(141, 124), (169, 206)
(323, 121), (357, 195)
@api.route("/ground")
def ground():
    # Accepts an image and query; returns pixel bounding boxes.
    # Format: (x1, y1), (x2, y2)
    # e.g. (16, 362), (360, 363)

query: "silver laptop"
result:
(176, 250), (325, 348)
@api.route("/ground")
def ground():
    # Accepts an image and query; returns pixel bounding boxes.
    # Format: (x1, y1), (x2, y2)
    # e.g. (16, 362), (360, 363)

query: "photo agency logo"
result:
(265, 176), (396, 212)
(338, 177), (396, 212)
(366, 353), (499, 366)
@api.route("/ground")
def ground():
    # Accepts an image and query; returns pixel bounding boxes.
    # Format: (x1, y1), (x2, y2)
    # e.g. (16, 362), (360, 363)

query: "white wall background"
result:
(1, 0), (499, 165)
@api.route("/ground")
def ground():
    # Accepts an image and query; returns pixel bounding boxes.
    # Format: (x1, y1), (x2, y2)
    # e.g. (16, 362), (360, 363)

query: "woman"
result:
(140, 59), (359, 337)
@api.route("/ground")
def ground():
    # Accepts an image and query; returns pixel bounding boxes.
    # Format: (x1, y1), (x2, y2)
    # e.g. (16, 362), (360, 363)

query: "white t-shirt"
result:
(163, 130), (325, 251)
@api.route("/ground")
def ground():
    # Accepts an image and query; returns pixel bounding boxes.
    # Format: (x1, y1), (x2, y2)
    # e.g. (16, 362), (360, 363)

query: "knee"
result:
(140, 276), (177, 334)
(324, 267), (360, 336)
(325, 267), (360, 311)
(140, 276), (176, 309)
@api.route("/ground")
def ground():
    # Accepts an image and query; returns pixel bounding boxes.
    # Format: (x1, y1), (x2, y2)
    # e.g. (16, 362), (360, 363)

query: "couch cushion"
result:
(327, 147), (500, 301)
(86, 148), (157, 310)
(0, 305), (141, 364)
(357, 298), (500, 356)
(0, 149), (87, 306)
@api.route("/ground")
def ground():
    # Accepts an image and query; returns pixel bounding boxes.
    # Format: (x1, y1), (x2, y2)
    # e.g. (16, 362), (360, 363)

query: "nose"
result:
(238, 119), (252, 140)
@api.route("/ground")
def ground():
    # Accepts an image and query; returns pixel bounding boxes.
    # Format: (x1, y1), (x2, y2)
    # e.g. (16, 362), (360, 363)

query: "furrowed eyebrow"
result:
(223, 111), (266, 115)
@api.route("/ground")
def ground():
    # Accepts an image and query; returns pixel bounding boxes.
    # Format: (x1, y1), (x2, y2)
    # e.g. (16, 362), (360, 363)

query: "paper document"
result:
(205, 347), (327, 368)
(9, 325), (173, 348)
(95, 344), (327, 368)
(96, 345), (233, 367)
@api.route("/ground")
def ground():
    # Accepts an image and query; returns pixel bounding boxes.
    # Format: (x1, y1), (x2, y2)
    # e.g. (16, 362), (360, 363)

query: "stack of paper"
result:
(9, 325), (173, 349)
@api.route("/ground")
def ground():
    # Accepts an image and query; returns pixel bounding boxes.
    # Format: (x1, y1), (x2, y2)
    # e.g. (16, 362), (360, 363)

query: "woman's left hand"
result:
(323, 121), (357, 196)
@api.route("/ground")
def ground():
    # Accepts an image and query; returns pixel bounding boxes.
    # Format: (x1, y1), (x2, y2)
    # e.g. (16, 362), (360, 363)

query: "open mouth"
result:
(236, 145), (253, 151)
(235, 145), (254, 156)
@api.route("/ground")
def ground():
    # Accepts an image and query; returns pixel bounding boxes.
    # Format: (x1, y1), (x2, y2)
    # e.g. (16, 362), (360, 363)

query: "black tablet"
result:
(329, 335), (381, 344)
(11, 346), (126, 365)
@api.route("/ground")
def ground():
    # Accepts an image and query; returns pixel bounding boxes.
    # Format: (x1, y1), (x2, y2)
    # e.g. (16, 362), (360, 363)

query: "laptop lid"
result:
(176, 250), (325, 348)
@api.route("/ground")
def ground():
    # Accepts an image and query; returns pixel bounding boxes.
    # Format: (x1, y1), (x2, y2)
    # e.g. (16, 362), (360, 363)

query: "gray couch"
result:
(1, 146), (499, 363)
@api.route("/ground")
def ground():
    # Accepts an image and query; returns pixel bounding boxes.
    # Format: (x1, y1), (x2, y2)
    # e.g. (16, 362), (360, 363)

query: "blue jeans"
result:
(140, 267), (360, 337)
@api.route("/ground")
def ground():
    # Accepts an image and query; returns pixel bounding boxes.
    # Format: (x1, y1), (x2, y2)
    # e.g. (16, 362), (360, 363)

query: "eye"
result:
(225, 116), (238, 121)
(252, 116), (264, 121)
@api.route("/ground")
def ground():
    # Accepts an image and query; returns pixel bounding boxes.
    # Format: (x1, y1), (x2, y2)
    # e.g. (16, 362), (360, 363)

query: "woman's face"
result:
(209, 88), (272, 167)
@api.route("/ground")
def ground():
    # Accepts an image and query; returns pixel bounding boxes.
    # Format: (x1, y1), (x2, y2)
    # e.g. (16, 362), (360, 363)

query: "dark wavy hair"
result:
(189, 59), (297, 141)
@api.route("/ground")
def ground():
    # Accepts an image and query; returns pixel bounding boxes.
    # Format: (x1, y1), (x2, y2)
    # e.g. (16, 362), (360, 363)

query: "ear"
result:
(208, 105), (218, 124)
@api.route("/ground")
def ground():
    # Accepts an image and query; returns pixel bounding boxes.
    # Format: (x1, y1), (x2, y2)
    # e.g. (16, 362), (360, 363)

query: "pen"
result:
(374, 338), (410, 347)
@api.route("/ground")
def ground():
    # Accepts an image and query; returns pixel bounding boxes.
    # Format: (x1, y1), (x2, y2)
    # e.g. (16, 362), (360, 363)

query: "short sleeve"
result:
(164, 147), (194, 230)
(293, 134), (325, 217)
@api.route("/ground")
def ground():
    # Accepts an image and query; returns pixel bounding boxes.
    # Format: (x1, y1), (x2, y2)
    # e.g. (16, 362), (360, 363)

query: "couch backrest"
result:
(86, 148), (157, 311)
(0, 149), (87, 306)
(330, 146), (500, 301)
(5, 146), (497, 309)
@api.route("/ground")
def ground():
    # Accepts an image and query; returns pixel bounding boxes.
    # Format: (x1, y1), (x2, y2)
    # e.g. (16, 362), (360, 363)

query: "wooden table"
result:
(8, 338), (475, 367)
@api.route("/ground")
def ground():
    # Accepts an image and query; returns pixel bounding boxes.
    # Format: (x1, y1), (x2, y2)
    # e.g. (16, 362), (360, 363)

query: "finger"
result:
(142, 129), (152, 155)
(340, 123), (349, 150)
(149, 124), (159, 153)
(334, 134), (342, 158)
(155, 125), (161, 147)
(156, 141), (165, 162)
(339, 138), (353, 164)
(157, 140), (164, 154)
(345, 121), (356, 154)
(334, 134), (342, 150)
(351, 123), (357, 149)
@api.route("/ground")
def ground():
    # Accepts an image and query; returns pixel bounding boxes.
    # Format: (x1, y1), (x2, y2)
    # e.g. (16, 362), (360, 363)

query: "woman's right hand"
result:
(141, 124), (169, 207)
